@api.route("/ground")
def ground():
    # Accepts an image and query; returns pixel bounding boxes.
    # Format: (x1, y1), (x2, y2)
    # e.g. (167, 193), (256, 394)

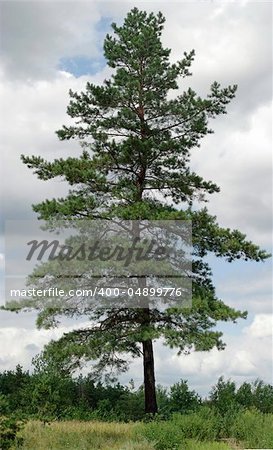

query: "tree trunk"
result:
(142, 338), (158, 414)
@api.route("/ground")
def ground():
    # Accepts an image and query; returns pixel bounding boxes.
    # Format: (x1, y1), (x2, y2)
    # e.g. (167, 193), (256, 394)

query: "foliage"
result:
(209, 376), (273, 414)
(0, 368), (273, 424)
(169, 380), (201, 414)
(250, 379), (273, 413)
(136, 420), (185, 450)
(171, 407), (221, 440)
(25, 372), (78, 420)
(0, 416), (24, 450)
(230, 408), (273, 449)
(0, 366), (30, 415)
(135, 407), (273, 449)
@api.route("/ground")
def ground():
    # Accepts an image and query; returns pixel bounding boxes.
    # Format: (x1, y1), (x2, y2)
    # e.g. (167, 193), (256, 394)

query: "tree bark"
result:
(135, 80), (157, 414)
(142, 338), (158, 414)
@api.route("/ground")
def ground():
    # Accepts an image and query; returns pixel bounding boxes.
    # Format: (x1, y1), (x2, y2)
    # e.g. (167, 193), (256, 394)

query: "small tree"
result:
(236, 381), (253, 409)
(209, 376), (238, 415)
(169, 380), (201, 413)
(252, 379), (273, 413)
(11, 8), (269, 414)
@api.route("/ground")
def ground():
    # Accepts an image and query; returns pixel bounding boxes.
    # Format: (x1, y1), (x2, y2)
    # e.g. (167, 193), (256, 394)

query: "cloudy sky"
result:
(0, 0), (272, 396)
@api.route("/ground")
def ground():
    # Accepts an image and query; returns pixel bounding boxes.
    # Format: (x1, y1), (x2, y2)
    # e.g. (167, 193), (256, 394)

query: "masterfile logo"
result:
(5, 219), (192, 310)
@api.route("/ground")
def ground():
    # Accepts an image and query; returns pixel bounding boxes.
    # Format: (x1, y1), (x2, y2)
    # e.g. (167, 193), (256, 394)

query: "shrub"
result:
(0, 416), (24, 450)
(135, 420), (185, 450)
(172, 407), (221, 441)
(230, 409), (273, 449)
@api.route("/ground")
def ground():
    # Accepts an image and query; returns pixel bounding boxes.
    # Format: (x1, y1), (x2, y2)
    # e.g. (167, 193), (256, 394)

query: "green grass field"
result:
(15, 420), (237, 450)
(6, 408), (273, 450)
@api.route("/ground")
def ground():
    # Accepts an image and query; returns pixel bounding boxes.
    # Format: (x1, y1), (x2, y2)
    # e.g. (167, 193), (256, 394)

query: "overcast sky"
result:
(0, 0), (272, 396)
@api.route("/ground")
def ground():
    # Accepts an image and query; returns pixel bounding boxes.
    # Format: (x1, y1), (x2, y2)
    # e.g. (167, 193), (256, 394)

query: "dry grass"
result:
(17, 420), (154, 450)
(15, 420), (237, 450)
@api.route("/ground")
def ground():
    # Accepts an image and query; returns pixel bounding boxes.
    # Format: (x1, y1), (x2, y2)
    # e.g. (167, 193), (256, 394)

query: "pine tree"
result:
(15, 8), (269, 414)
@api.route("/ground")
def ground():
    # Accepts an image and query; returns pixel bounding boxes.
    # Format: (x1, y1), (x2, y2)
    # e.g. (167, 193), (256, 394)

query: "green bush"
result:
(0, 416), (24, 450)
(135, 420), (185, 450)
(0, 395), (9, 416)
(230, 409), (273, 449)
(172, 407), (221, 441)
(136, 407), (226, 449)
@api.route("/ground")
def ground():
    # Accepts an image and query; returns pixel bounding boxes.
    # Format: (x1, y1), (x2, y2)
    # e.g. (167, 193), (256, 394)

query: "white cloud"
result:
(0, 254), (3, 273)
(244, 313), (273, 338)
(155, 312), (273, 392)
(228, 350), (257, 376)
(191, 102), (272, 248)
(214, 262), (272, 314)
(0, 1), (102, 81)
(0, 318), (90, 370)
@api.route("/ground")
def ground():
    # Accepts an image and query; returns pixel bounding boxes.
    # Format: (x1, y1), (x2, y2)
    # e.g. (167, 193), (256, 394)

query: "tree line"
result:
(0, 365), (272, 422)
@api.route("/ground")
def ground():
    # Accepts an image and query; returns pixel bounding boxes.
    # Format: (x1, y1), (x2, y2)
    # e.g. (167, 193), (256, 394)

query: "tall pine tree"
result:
(15, 9), (268, 413)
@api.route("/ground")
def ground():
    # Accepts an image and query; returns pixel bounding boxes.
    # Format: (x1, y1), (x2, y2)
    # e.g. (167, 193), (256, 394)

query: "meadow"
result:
(13, 420), (235, 450)
(10, 409), (273, 450)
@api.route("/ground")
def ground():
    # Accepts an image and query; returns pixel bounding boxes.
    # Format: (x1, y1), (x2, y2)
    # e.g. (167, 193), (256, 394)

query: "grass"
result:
(16, 421), (153, 450)
(15, 420), (236, 450)
(11, 409), (273, 450)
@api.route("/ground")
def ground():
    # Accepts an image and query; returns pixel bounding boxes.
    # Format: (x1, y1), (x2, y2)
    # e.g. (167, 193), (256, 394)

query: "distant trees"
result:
(0, 365), (30, 414)
(0, 366), (272, 420)
(209, 376), (273, 414)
